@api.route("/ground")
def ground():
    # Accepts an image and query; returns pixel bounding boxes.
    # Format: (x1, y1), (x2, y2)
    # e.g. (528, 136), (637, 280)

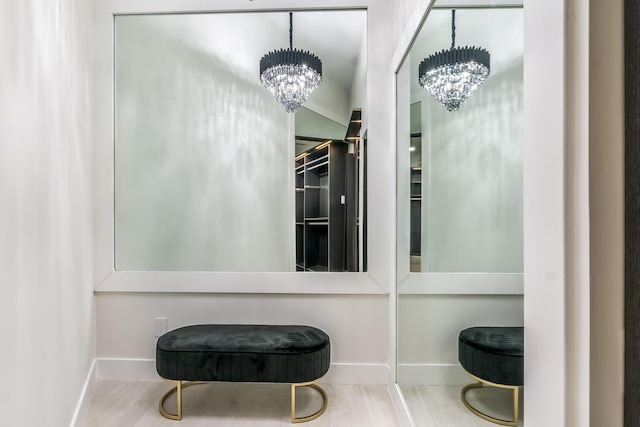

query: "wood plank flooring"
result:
(84, 380), (524, 426)
(84, 380), (402, 427)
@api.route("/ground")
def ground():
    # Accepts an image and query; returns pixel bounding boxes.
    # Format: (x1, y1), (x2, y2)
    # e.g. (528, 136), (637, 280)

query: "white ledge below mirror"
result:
(95, 271), (387, 294)
(397, 273), (523, 295)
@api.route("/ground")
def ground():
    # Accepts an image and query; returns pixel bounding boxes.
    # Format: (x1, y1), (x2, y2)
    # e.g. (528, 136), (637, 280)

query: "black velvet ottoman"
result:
(156, 324), (331, 423)
(458, 326), (524, 426)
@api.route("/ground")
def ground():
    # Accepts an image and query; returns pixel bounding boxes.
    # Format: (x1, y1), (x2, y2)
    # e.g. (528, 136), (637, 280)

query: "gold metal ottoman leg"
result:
(291, 377), (328, 423)
(158, 379), (206, 421)
(460, 371), (520, 426)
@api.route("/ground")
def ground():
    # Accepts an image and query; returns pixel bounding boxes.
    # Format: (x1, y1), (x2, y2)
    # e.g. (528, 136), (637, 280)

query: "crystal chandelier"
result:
(260, 13), (322, 113)
(419, 10), (490, 112)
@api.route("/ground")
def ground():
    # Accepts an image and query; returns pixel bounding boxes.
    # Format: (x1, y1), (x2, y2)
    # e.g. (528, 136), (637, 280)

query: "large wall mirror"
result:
(396, 1), (525, 424)
(113, 10), (367, 273)
(94, 1), (387, 293)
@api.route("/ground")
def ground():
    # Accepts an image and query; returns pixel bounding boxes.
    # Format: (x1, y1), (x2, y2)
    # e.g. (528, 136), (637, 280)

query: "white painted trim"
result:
(434, 0), (523, 7)
(388, 383), (416, 427)
(392, 0), (436, 75)
(397, 363), (471, 386)
(398, 273), (523, 295)
(522, 0), (566, 425)
(564, 0), (590, 425)
(99, 0), (369, 15)
(69, 359), (97, 427)
(95, 358), (389, 385)
(95, 271), (387, 294)
(388, 268), (399, 384)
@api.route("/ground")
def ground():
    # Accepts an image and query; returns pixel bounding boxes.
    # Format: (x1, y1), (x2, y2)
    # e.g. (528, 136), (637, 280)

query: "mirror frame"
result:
(392, 0), (571, 425)
(395, 2), (525, 296)
(94, 0), (389, 294)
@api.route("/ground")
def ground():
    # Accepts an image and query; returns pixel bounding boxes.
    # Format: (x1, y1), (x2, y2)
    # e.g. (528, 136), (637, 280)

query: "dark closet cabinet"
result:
(410, 167), (422, 257)
(295, 141), (351, 272)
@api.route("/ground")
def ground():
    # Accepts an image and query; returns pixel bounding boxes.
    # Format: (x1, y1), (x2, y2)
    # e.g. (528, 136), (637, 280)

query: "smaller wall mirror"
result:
(396, 3), (525, 425)
(113, 10), (367, 273)
(404, 6), (524, 273)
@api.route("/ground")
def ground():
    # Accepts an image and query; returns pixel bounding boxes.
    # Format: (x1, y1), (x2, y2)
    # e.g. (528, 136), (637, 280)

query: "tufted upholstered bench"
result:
(156, 324), (330, 423)
(458, 326), (524, 426)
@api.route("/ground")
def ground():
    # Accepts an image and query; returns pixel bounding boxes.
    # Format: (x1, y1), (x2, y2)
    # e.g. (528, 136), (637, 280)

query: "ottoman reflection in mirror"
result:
(458, 326), (524, 426)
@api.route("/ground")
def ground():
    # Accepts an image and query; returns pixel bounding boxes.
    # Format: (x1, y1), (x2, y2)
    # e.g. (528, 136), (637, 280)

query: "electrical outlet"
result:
(155, 317), (167, 337)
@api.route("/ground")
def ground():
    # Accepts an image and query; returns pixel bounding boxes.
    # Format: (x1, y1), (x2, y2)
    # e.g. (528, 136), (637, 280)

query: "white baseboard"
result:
(95, 358), (390, 385)
(388, 383), (416, 427)
(69, 359), (97, 427)
(396, 363), (470, 385)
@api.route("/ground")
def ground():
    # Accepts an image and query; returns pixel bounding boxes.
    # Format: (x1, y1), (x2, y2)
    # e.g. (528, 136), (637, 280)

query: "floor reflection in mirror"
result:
(400, 385), (524, 427)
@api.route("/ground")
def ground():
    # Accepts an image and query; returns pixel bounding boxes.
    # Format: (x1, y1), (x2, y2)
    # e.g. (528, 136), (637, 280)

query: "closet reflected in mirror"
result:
(113, 10), (367, 273)
(396, 2), (524, 426)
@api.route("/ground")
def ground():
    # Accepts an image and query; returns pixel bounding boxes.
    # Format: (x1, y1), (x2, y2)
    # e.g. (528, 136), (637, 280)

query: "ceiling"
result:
(125, 10), (367, 97)
(262, 10), (367, 92)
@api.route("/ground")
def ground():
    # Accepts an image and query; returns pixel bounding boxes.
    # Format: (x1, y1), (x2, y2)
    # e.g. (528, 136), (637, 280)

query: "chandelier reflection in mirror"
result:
(419, 10), (490, 112)
(260, 13), (322, 113)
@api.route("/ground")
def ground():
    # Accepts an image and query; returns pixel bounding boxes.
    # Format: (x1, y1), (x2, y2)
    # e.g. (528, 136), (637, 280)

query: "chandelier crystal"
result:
(419, 10), (490, 112)
(260, 13), (322, 113)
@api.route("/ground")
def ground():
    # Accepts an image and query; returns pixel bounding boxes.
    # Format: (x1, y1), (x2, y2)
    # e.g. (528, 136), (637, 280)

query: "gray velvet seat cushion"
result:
(458, 326), (524, 386)
(156, 324), (330, 383)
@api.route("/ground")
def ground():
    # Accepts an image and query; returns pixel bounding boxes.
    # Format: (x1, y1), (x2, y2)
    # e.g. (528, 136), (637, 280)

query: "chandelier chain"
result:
(451, 9), (456, 49)
(289, 12), (293, 50)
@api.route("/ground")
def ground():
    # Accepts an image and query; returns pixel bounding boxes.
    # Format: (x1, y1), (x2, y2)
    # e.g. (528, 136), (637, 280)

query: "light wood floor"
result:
(84, 380), (402, 427)
(400, 385), (524, 427)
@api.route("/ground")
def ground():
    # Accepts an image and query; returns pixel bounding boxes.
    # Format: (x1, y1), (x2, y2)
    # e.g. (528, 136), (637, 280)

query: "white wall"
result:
(588, 0), (624, 423)
(114, 14), (293, 272)
(564, 0), (591, 423)
(94, 0), (397, 387)
(397, 295), (523, 384)
(0, 1), (95, 426)
(97, 293), (390, 383)
(350, 30), (369, 116)
(389, 0), (422, 52)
